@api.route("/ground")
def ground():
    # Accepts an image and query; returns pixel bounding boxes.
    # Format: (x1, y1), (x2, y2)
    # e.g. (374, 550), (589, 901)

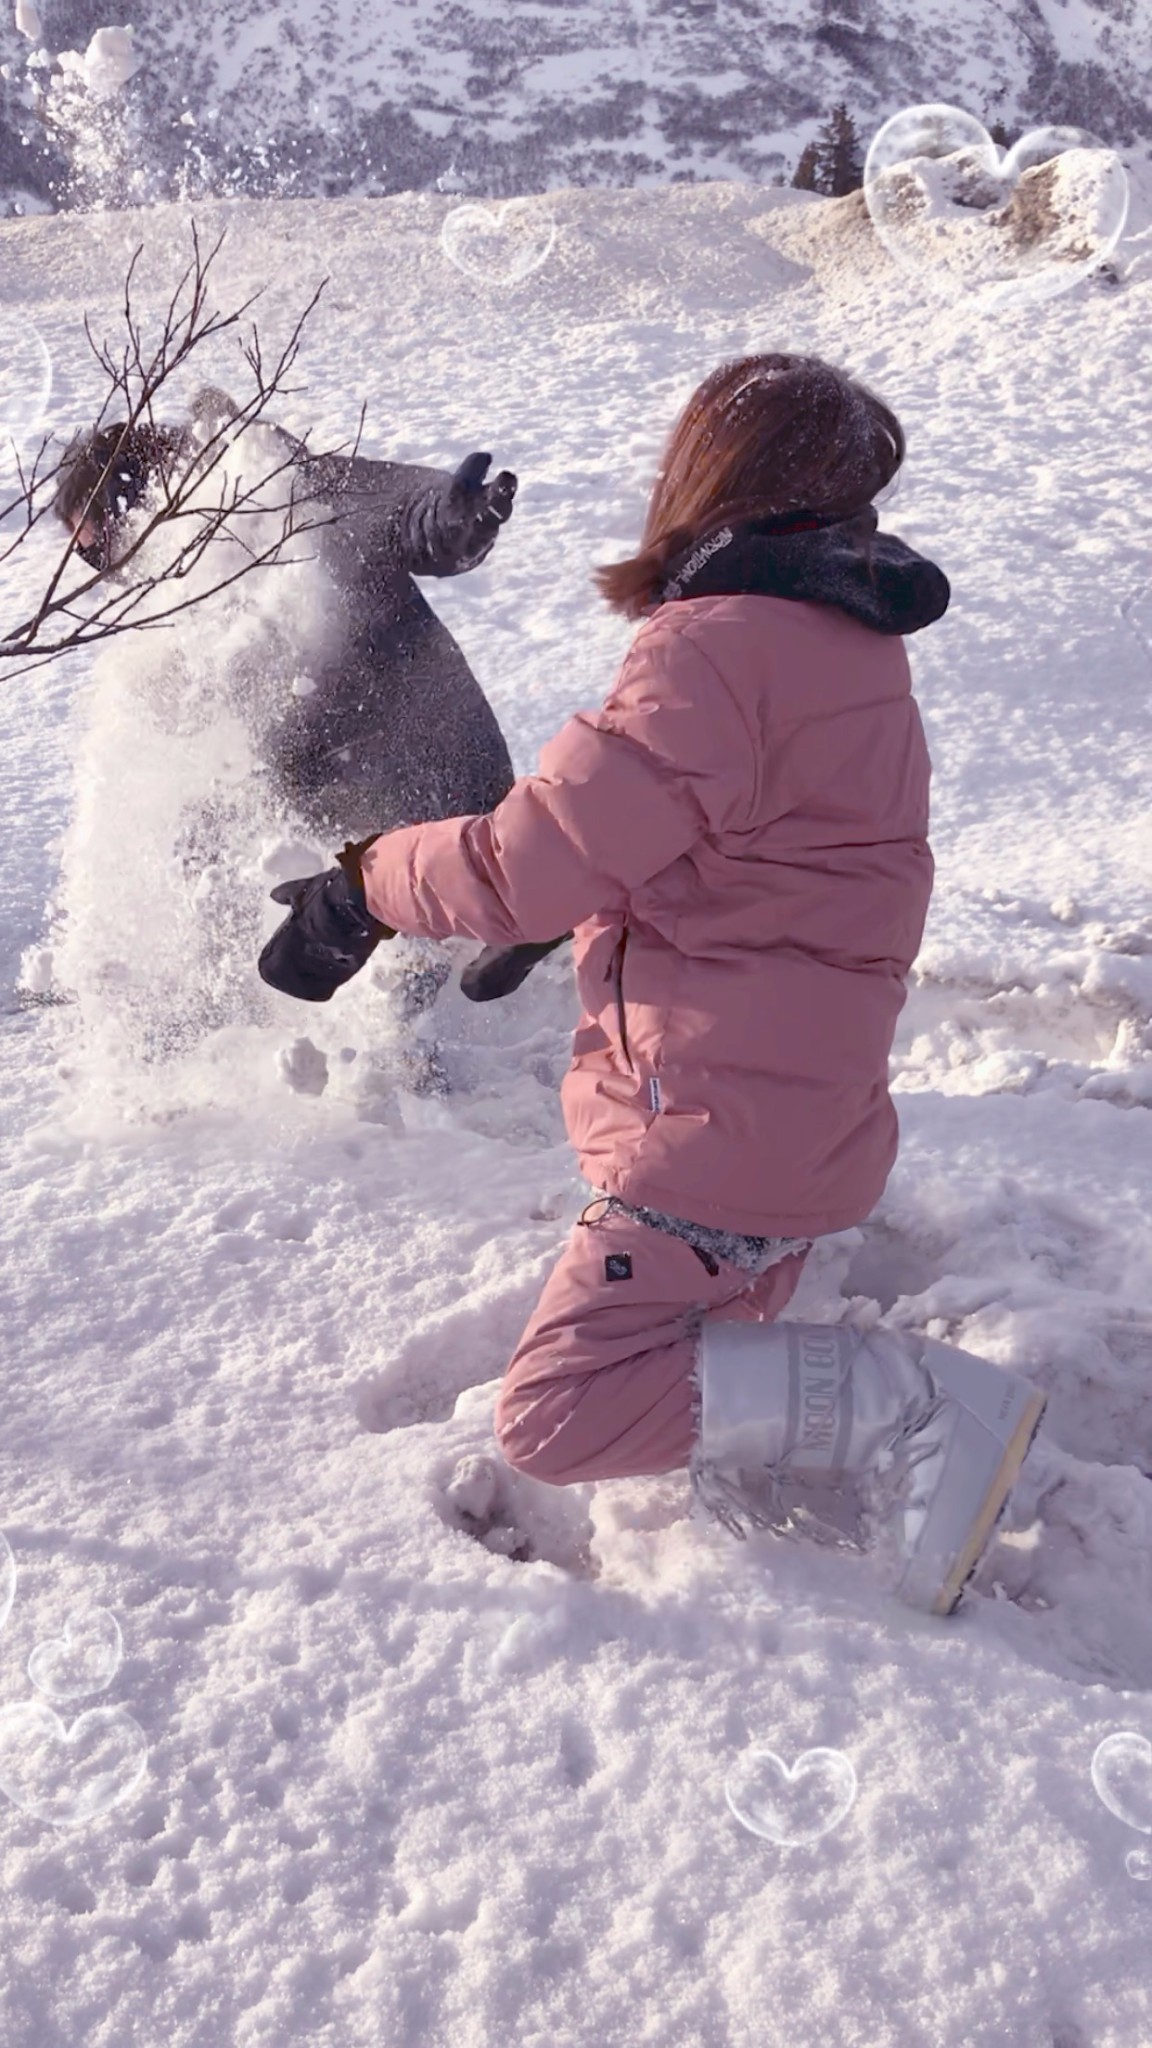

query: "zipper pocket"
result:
(603, 924), (634, 1073)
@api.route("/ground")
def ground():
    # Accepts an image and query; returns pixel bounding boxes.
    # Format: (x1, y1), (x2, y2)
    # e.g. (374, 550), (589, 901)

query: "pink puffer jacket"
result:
(362, 590), (933, 1237)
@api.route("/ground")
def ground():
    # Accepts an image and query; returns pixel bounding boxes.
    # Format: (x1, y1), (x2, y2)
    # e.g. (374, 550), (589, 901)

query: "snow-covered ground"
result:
(0, 170), (1151, 2045)
(5, 0), (1152, 212)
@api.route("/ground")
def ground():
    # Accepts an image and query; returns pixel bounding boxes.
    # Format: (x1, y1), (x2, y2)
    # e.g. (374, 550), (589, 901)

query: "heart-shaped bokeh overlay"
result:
(1091, 1731), (1152, 1835)
(0, 315), (52, 468)
(864, 104), (1129, 306)
(0, 1702), (147, 1828)
(725, 1744), (857, 1846)
(28, 1607), (124, 1702)
(1125, 1847), (1152, 1883)
(440, 200), (558, 286)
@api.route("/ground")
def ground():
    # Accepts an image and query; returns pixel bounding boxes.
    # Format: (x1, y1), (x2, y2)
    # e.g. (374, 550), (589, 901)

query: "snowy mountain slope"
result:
(0, 178), (1151, 2044)
(4, 0), (1152, 208)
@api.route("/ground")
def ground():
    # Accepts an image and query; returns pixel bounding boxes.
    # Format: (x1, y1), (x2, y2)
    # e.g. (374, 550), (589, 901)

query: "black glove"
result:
(257, 838), (395, 1003)
(408, 451), (517, 572)
(459, 934), (570, 1003)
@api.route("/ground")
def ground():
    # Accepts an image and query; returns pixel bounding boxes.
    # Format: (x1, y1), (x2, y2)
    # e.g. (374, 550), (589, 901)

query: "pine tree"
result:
(813, 102), (864, 197)
(791, 141), (820, 191)
(989, 118), (1014, 149)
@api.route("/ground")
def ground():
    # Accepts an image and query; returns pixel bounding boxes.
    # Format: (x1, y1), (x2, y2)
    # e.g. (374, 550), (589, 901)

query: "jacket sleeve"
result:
(366, 459), (484, 578)
(361, 617), (756, 944)
(310, 452), (497, 580)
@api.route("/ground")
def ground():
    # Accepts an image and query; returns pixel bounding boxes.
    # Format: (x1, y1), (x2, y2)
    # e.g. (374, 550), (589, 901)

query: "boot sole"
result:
(936, 1388), (1049, 1617)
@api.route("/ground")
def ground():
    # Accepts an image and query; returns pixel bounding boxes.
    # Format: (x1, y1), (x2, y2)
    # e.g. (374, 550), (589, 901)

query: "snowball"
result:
(17, 943), (54, 995)
(57, 25), (142, 100)
(275, 1037), (329, 1098)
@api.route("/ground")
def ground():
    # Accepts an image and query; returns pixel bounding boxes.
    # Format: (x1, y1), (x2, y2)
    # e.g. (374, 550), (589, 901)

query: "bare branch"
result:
(0, 221), (344, 671)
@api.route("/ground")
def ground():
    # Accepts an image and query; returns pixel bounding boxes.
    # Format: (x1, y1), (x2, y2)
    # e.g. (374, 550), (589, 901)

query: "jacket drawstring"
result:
(603, 924), (634, 1073)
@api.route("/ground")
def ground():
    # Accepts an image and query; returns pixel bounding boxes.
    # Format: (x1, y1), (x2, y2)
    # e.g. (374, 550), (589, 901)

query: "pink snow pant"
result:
(495, 1206), (809, 1485)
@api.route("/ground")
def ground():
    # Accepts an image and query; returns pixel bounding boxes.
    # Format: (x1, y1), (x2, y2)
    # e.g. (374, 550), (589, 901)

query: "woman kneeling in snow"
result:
(260, 353), (1048, 1616)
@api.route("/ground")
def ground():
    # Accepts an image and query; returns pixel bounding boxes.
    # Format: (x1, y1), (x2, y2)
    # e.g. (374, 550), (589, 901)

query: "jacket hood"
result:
(659, 507), (950, 637)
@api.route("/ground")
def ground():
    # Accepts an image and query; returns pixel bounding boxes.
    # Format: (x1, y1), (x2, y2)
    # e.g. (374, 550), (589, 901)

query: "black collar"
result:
(659, 508), (950, 636)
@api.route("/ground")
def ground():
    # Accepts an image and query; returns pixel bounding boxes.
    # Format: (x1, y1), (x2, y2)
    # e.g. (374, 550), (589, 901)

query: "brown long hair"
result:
(53, 421), (185, 544)
(595, 354), (906, 618)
